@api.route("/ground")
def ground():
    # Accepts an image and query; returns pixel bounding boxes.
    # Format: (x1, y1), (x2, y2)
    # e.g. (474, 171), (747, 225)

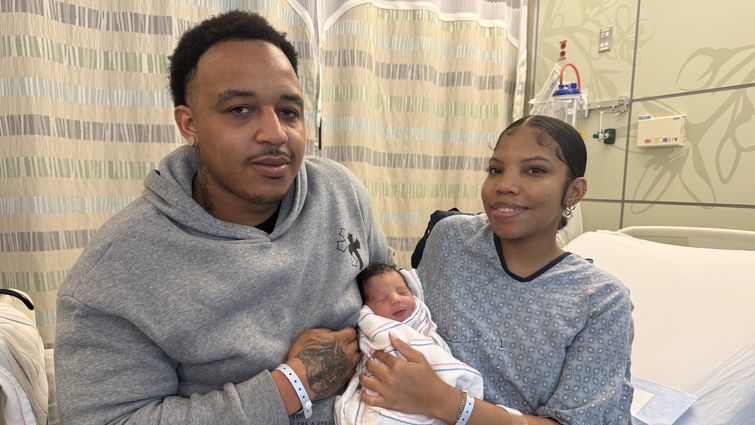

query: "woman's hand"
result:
(360, 334), (559, 425)
(358, 333), (461, 423)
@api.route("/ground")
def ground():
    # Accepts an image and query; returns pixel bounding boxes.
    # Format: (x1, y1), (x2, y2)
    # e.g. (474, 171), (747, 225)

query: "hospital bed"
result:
(565, 226), (755, 425)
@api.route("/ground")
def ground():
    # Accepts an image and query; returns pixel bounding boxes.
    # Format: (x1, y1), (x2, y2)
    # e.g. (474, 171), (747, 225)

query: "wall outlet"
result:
(559, 39), (567, 60)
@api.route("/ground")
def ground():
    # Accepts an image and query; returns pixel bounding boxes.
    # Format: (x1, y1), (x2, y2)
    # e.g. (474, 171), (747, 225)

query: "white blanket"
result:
(335, 272), (483, 425)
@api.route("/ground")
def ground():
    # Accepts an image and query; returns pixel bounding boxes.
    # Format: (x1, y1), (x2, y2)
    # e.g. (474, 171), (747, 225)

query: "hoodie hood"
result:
(142, 145), (306, 240)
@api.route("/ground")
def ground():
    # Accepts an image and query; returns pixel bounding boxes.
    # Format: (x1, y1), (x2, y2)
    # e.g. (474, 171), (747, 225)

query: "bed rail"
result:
(617, 226), (755, 250)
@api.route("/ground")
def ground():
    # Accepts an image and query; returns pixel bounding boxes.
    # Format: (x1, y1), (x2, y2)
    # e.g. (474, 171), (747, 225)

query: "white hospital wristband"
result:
(498, 404), (528, 425)
(455, 391), (474, 425)
(275, 363), (313, 418)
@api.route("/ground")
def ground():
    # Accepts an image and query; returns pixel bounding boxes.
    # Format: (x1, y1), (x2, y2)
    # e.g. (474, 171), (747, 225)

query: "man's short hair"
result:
(168, 10), (299, 107)
(356, 263), (401, 302)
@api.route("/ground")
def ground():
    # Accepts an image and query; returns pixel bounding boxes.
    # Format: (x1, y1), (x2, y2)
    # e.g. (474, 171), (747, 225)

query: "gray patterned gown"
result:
(417, 213), (634, 425)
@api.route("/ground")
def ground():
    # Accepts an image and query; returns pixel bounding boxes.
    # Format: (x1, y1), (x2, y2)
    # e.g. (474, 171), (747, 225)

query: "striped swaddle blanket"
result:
(335, 269), (483, 425)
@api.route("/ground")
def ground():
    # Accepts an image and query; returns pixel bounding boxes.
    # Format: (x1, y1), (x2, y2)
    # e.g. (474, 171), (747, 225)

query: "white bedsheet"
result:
(565, 230), (755, 425)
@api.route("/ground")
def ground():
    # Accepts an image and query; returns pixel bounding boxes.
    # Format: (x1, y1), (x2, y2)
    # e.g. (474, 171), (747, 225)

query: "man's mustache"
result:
(247, 148), (292, 162)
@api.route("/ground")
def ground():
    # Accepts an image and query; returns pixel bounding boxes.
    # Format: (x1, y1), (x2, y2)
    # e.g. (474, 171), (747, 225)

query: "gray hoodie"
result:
(55, 145), (394, 425)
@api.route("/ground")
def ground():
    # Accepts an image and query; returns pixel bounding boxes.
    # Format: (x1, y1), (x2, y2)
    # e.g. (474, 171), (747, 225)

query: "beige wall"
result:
(533, 0), (755, 231)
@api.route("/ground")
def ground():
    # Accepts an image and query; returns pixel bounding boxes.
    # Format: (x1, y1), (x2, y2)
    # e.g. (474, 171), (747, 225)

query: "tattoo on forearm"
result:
(297, 335), (349, 399)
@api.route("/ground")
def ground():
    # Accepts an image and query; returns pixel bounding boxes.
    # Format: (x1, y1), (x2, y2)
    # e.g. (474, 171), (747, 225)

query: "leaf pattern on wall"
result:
(633, 44), (755, 209)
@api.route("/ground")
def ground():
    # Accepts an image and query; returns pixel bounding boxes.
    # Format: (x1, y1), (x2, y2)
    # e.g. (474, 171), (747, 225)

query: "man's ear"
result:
(565, 177), (587, 208)
(174, 105), (197, 144)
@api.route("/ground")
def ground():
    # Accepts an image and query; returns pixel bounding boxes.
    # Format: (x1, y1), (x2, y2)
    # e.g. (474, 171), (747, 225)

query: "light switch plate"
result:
(598, 26), (613, 53)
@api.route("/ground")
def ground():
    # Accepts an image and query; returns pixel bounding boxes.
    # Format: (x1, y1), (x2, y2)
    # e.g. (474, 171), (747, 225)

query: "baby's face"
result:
(364, 271), (416, 322)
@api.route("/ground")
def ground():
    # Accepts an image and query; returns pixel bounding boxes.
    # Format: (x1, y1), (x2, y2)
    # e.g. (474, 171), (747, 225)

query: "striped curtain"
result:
(314, 1), (526, 265)
(0, 0), (525, 345)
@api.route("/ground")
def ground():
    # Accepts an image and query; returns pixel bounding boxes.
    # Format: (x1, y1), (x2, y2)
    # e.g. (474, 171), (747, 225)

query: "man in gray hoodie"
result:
(54, 11), (394, 425)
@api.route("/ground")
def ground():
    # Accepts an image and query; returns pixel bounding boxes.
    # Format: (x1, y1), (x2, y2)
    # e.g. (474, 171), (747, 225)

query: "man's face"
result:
(176, 39), (305, 225)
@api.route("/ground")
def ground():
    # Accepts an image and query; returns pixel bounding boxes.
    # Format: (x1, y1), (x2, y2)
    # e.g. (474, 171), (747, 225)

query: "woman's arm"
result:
(534, 281), (634, 423)
(359, 334), (559, 425)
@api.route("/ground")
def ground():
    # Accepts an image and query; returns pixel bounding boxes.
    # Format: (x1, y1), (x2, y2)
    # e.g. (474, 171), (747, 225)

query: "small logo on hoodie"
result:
(337, 228), (364, 268)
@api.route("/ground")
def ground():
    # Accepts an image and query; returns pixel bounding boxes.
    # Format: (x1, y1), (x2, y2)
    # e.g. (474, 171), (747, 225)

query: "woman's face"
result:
(481, 126), (584, 245)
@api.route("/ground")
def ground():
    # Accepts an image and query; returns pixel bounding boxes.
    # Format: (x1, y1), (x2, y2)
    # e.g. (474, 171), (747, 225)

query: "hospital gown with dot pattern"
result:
(418, 214), (634, 425)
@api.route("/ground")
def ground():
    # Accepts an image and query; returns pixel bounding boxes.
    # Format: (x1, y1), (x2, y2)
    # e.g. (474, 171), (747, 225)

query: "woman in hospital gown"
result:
(358, 115), (634, 425)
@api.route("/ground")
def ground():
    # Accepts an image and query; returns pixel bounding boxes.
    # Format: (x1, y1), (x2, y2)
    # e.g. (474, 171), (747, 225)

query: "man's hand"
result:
(287, 327), (360, 401)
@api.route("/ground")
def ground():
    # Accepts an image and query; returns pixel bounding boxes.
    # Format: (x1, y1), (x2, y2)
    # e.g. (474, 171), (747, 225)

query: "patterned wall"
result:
(533, 0), (755, 232)
(0, 0), (524, 345)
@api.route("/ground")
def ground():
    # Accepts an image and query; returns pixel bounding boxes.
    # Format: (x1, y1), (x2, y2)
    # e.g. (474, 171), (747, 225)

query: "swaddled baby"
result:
(334, 264), (483, 425)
